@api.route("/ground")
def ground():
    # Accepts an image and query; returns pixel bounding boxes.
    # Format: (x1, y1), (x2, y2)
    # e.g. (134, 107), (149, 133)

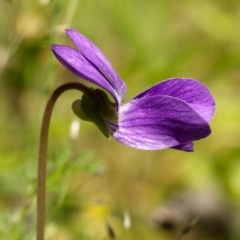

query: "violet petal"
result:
(134, 78), (215, 122)
(52, 44), (121, 105)
(172, 142), (194, 152)
(65, 29), (126, 101)
(110, 95), (211, 151)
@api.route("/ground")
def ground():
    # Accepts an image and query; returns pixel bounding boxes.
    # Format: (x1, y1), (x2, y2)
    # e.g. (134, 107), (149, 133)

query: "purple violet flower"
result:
(52, 29), (215, 152)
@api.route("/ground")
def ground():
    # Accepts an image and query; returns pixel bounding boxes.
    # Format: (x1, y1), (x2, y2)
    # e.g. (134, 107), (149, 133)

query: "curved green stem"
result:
(37, 82), (91, 240)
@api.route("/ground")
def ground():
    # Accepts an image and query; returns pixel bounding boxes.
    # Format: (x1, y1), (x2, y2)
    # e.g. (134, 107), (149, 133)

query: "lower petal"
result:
(171, 142), (194, 152)
(110, 95), (211, 151)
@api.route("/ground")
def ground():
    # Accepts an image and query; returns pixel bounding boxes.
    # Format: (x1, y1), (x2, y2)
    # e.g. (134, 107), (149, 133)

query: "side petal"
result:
(134, 78), (215, 122)
(65, 29), (126, 101)
(109, 95), (211, 151)
(52, 44), (120, 105)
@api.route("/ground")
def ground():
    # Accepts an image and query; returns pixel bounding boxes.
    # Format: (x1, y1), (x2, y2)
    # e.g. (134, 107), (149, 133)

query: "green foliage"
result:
(1, 0), (240, 239)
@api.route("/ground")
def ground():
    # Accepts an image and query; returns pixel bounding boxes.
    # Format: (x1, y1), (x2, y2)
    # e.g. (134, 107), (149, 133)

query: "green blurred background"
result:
(1, 0), (240, 239)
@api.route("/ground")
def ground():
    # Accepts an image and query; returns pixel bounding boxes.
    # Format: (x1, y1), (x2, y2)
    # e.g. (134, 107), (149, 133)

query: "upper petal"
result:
(134, 78), (215, 122)
(109, 95), (211, 151)
(65, 29), (126, 101)
(52, 44), (121, 105)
